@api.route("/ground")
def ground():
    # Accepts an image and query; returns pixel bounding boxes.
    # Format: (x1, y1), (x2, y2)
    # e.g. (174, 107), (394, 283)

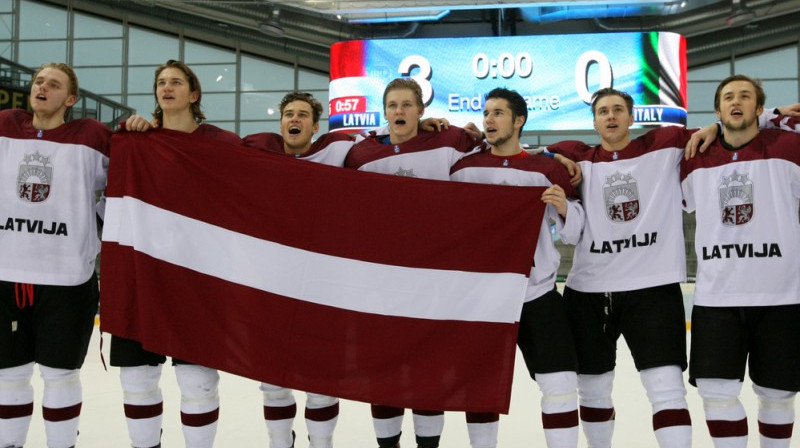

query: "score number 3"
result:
(398, 55), (434, 106)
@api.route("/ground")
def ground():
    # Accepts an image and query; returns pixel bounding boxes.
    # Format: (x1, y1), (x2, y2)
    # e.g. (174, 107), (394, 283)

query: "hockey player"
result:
(345, 78), (483, 448)
(110, 59), (242, 448)
(449, 87), (583, 448)
(546, 88), (722, 448)
(682, 75), (800, 448)
(0, 62), (110, 448)
(243, 92), (349, 448)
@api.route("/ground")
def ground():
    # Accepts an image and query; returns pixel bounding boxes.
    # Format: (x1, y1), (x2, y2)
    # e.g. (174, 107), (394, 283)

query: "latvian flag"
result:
(100, 129), (545, 413)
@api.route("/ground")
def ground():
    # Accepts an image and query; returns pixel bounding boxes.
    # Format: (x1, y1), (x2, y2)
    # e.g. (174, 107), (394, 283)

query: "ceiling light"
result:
(259, 6), (284, 36)
(726, 0), (755, 26)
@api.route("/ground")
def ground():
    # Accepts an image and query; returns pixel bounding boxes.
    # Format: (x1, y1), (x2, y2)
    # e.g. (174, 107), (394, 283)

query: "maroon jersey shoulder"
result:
(243, 132), (284, 154)
(197, 123), (242, 145)
(547, 140), (595, 162)
(0, 109), (32, 137)
(636, 126), (692, 153)
(681, 130), (800, 180)
(64, 118), (112, 156)
(0, 110), (111, 156)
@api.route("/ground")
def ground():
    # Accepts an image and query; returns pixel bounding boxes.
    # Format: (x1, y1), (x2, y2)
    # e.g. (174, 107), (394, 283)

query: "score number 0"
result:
(574, 50), (613, 104)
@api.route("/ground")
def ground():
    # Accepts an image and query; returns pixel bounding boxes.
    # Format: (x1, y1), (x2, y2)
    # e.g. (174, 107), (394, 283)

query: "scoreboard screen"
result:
(329, 32), (687, 133)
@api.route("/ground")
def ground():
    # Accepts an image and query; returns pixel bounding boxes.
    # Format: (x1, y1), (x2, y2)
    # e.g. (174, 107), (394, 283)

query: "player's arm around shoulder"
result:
(760, 103), (800, 133)
(543, 140), (589, 161)
(683, 123), (719, 160)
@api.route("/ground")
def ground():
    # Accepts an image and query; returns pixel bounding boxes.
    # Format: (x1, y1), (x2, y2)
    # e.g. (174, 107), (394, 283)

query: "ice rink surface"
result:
(23, 284), (800, 447)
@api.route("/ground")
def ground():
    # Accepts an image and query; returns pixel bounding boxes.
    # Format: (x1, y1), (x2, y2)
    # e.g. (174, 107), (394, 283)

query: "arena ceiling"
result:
(42, 0), (800, 72)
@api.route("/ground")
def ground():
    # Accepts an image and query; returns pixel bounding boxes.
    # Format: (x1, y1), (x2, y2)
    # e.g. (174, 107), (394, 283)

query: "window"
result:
(0, 13), (14, 39)
(735, 46), (798, 80)
(129, 28), (179, 65)
(74, 67), (122, 95)
(241, 55), (294, 91)
(20, 1), (66, 40)
(201, 92), (236, 121)
(75, 13), (122, 38)
(191, 64), (237, 93)
(128, 66), (158, 94)
(19, 41), (66, 67)
(241, 91), (284, 120)
(74, 39), (123, 66)
(185, 41), (235, 64)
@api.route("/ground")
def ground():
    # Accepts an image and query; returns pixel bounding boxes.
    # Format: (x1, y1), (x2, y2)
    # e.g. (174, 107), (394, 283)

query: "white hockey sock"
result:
(371, 404), (404, 447)
(696, 378), (747, 448)
(578, 372), (615, 448)
(40, 365), (82, 448)
(120, 365), (164, 448)
(176, 364), (220, 448)
(0, 363), (34, 448)
(465, 412), (499, 448)
(412, 409), (444, 447)
(754, 384), (795, 448)
(305, 392), (339, 448)
(260, 382), (297, 448)
(640, 366), (691, 448)
(537, 371), (578, 448)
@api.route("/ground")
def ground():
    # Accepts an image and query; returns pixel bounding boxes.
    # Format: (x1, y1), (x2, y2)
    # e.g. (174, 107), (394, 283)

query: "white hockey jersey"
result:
(681, 129), (800, 307)
(0, 109), (110, 285)
(548, 126), (693, 292)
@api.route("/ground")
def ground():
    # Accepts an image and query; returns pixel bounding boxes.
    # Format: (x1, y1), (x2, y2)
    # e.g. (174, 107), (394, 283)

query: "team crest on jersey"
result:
(603, 172), (640, 222)
(394, 167), (417, 177)
(17, 151), (53, 203)
(719, 171), (753, 226)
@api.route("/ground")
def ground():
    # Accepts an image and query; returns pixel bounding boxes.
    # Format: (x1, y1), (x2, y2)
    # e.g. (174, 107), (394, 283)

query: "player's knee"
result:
(536, 371), (578, 398)
(175, 365), (219, 401)
(578, 371), (614, 401)
(753, 384), (796, 410)
(259, 382), (294, 404)
(0, 363), (34, 385)
(696, 378), (742, 409)
(0, 363), (34, 400)
(120, 365), (162, 392)
(306, 392), (338, 409)
(39, 365), (80, 389)
(640, 365), (687, 405)
(120, 365), (162, 402)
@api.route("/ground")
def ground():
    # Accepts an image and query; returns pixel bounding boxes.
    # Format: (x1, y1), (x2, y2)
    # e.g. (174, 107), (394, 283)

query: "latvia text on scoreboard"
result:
(328, 32), (687, 133)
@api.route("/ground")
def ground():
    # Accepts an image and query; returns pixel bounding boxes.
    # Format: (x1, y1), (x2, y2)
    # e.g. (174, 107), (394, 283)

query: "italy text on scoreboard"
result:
(328, 32), (687, 133)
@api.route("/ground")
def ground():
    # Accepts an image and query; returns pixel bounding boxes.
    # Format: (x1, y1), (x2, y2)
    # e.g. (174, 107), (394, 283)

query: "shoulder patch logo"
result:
(18, 151), (53, 203)
(719, 171), (753, 226)
(604, 172), (639, 222)
(394, 167), (417, 177)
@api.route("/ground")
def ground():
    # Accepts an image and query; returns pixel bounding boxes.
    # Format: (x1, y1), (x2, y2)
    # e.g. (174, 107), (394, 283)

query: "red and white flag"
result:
(100, 129), (545, 413)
